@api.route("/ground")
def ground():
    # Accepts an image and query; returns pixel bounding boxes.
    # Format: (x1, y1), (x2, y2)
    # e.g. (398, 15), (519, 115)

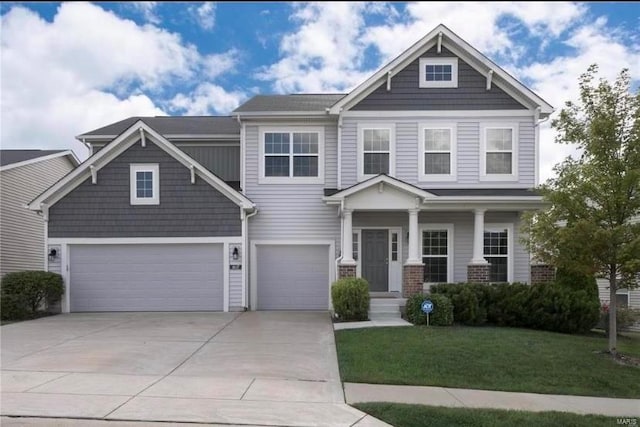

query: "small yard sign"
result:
(421, 300), (433, 314)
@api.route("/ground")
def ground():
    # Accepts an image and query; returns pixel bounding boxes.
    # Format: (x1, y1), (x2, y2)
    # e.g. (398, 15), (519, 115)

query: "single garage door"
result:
(256, 244), (329, 310)
(70, 244), (223, 312)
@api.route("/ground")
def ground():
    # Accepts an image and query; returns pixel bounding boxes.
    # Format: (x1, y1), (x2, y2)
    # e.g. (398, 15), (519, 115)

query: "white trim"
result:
(420, 224), (454, 284)
(233, 111), (330, 117)
(329, 24), (553, 115)
(0, 150), (80, 172)
(357, 123), (396, 181)
(484, 223), (514, 283)
(341, 110), (535, 118)
(353, 229), (362, 276)
(130, 164), (160, 205)
(480, 123), (519, 182)
(325, 174), (436, 201)
(61, 244), (70, 313)
(48, 237), (241, 245)
(419, 57), (458, 88)
(250, 239), (335, 311)
(29, 121), (254, 211)
(534, 108), (541, 186)
(258, 126), (325, 184)
(43, 220), (48, 271)
(418, 122), (457, 182)
(240, 120), (246, 191)
(223, 242), (230, 312)
(353, 228), (403, 292)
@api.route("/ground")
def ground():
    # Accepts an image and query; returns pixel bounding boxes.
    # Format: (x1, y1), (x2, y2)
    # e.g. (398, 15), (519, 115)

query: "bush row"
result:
(1, 271), (64, 320)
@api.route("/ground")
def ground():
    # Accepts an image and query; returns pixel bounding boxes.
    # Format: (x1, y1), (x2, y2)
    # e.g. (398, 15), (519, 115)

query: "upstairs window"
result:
(358, 125), (395, 180)
(419, 58), (458, 88)
(130, 164), (159, 205)
(481, 124), (518, 181)
(419, 124), (456, 181)
(260, 128), (324, 184)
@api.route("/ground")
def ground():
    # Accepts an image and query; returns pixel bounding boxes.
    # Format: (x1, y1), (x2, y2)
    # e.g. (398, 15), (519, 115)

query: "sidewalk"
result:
(344, 383), (640, 417)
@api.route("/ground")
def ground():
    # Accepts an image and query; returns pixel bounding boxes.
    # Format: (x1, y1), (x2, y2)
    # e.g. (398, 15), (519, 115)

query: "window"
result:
(484, 226), (512, 282)
(419, 58), (458, 88)
(391, 233), (398, 261)
(358, 125), (395, 180)
(481, 124), (518, 180)
(421, 225), (453, 283)
(419, 124), (456, 181)
(260, 128), (324, 183)
(616, 292), (629, 308)
(130, 164), (159, 205)
(352, 232), (359, 261)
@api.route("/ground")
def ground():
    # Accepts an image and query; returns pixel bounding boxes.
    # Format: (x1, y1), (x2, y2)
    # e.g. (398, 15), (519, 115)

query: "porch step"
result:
(369, 311), (404, 321)
(368, 297), (406, 321)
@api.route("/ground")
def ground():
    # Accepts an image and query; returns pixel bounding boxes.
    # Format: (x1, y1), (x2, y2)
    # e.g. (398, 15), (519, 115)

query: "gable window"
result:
(419, 124), (456, 181)
(481, 124), (518, 181)
(259, 127), (324, 184)
(358, 125), (395, 180)
(421, 225), (453, 283)
(419, 58), (458, 88)
(130, 164), (159, 205)
(483, 225), (513, 282)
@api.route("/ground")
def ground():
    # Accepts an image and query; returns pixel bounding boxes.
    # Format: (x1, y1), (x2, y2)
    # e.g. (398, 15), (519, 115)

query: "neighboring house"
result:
(28, 24), (554, 313)
(1, 150), (79, 277)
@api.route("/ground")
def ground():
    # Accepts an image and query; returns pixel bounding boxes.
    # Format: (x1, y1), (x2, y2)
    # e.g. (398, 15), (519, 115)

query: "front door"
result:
(362, 229), (389, 291)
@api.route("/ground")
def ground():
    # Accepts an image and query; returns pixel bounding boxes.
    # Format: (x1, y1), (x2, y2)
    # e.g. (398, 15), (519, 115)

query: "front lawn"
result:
(354, 403), (617, 427)
(336, 326), (640, 398)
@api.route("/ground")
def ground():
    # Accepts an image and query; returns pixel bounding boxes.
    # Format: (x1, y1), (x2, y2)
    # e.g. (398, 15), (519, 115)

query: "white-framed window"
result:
(616, 290), (629, 308)
(357, 124), (396, 181)
(480, 123), (518, 181)
(484, 223), (514, 282)
(419, 123), (457, 181)
(130, 164), (159, 205)
(421, 224), (454, 283)
(352, 232), (359, 261)
(419, 57), (458, 88)
(259, 127), (325, 184)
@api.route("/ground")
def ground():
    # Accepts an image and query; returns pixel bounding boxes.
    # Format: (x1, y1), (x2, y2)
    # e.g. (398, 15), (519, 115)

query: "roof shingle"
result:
(233, 94), (346, 113)
(0, 150), (67, 167)
(80, 116), (240, 138)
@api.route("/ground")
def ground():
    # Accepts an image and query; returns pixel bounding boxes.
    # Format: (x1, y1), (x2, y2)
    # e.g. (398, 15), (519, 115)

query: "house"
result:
(1, 150), (79, 277)
(28, 24), (554, 313)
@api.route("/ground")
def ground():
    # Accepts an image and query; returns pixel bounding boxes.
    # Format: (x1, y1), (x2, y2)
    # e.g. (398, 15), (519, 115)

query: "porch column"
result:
(468, 208), (490, 283)
(341, 209), (355, 265)
(407, 208), (421, 264)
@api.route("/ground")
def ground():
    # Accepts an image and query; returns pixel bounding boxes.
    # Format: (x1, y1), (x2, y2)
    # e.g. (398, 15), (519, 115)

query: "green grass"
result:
(336, 326), (640, 398)
(354, 403), (621, 427)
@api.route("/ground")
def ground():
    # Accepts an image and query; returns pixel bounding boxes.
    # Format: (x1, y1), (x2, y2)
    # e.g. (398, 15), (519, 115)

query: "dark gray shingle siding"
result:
(178, 145), (240, 181)
(233, 94), (345, 112)
(82, 117), (240, 137)
(352, 46), (526, 111)
(48, 142), (241, 237)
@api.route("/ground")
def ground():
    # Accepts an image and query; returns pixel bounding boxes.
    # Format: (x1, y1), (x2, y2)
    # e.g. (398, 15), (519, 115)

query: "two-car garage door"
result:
(70, 244), (223, 312)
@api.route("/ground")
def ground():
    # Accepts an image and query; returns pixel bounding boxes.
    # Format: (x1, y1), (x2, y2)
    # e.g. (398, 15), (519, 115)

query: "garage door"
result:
(70, 244), (223, 312)
(256, 245), (329, 310)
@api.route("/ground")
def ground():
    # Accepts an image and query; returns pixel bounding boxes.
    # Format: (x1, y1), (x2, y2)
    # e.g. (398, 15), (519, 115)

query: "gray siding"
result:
(229, 243), (243, 309)
(178, 144), (240, 181)
(598, 278), (640, 331)
(69, 244), (223, 311)
(47, 245), (62, 275)
(353, 46), (525, 111)
(49, 141), (241, 237)
(244, 124), (340, 252)
(353, 211), (530, 283)
(340, 116), (535, 188)
(0, 156), (75, 276)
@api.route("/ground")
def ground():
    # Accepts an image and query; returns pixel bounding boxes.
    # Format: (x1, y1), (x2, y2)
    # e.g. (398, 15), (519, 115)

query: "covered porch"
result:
(324, 175), (548, 297)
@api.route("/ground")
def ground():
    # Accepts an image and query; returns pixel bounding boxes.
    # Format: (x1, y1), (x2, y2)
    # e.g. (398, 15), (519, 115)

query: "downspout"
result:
(242, 207), (258, 310)
(334, 200), (344, 291)
(337, 110), (343, 190)
(236, 114), (245, 191)
(533, 107), (550, 186)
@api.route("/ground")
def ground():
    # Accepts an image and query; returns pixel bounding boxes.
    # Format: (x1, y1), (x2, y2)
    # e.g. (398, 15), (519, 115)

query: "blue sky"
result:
(1, 2), (639, 181)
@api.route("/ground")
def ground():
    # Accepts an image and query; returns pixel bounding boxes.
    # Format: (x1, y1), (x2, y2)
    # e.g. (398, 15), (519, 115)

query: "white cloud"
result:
(1, 3), (243, 158)
(129, 2), (160, 24)
(190, 2), (216, 31)
(169, 83), (246, 115)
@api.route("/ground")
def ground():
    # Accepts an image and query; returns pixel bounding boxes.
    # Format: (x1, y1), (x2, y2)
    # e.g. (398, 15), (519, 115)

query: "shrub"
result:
(406, 293), (453, 326)
(331, 277), (370, 321)
(601, 303), (640, 335)
(1, 271), (64, 320)
(555, 268), (598, 300)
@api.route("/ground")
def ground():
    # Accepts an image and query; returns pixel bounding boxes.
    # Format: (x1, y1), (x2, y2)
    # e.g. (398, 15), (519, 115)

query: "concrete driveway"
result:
(1, 312), (384, 426)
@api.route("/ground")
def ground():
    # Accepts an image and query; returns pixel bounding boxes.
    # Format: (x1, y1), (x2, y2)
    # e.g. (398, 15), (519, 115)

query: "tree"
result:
(524, 65), (640, 355)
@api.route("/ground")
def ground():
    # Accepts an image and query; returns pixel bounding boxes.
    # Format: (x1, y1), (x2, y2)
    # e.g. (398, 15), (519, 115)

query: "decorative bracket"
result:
(90, 165), (97, 184)
(139, 128), (146, 147)
(190, 165), (195, 184)
(437, 32), (443, 54)
(486, 69), (494, 90)
(386, 71), (392, 91)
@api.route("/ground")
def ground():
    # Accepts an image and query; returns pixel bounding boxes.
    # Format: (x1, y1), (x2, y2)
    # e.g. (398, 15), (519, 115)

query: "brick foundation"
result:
(338, 264), (357, 279)
(531, 264), (556, 285)
(467, 263), (490, 283)
(403, 264), (425, 297)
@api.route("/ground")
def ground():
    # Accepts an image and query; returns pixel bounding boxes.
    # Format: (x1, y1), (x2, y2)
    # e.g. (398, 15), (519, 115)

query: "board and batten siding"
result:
(48, 141), (241, 238)
(341, 115), (535, 188)
(228, 242), (243, 309)
(353, 211), (530, 283)
(352, 45), (526, 111)
(244, 124), (340, 254)
(0, 156), (75, 276)
(179, 144), (240, 182)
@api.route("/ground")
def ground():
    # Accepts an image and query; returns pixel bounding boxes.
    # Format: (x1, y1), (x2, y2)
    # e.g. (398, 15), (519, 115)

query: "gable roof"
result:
(233, 94), (345, 114)
(329, 24), (553, 117)
(30, 121), (254, 212)
(324, 174), (437, 201)
(0, 150), (79, 171)
(78, 116), (240, 140)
